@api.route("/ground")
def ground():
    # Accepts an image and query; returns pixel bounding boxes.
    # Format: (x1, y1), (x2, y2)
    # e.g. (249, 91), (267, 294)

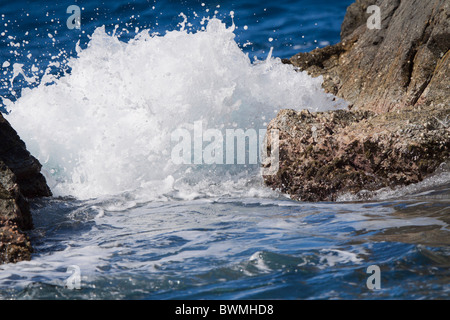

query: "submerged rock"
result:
(264, 0), (450, 201)
(0, 112), (51, 264)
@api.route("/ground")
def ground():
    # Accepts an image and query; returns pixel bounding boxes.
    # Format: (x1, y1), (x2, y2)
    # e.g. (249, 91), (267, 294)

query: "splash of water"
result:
(4, 18), (345, 200)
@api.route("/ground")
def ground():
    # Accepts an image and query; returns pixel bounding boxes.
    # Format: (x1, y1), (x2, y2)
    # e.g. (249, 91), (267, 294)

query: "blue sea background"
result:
(0, 0), (351, 108)
(0, 0), (449, 300)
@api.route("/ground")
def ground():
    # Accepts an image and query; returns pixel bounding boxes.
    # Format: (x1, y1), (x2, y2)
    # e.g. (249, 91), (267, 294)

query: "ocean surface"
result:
(1, 0), (449, 300)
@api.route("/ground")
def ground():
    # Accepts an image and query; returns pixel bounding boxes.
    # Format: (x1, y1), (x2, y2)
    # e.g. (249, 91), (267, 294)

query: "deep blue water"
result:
(0, 0), (351, 108)
(0, 0), (449, 301)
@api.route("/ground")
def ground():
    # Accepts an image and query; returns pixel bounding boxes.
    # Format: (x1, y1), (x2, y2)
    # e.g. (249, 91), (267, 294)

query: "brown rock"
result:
(0, 112), (51, 264)
(0, 217), (33, 264)
(264, 105), (449, 201)
(0, 113), (51, 198)
(288, 0), (449, 114)
(264, 0), (450, 201)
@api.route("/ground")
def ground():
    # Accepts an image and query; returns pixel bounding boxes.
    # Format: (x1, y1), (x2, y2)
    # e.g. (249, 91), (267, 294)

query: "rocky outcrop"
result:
(263, 0), (450, 201)
(264, 105), (449, 201)
(288, 0), (449, 113)
(0, 163), (33, 264)
(0, 112), (51, 264)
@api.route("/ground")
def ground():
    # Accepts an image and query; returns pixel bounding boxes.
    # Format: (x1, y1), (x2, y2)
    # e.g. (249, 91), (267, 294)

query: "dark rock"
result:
(0, 162), (34, 264)
(264, 0), (450, 201)
(0, 161), (32, 230)
(0, 112), (51, 264)
(0, 113), (51, 198)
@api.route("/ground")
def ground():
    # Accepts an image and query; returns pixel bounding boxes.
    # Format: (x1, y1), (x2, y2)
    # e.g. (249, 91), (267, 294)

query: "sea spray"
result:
(4, 18), (345, 200)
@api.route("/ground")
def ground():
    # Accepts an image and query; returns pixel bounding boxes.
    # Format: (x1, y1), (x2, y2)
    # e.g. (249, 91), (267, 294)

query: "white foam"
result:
(5, 18), (345, 200)
(249, 251), (271, 273)
(319, 249), (362, 268)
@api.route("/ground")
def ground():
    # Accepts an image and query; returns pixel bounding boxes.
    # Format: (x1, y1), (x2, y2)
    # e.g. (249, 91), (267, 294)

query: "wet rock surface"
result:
(0, 113), (51, 198)
(264, 105), (449, 201)
(287, 0), (449, 114)
(264, 0), (449, 201)
(0, 113), (51, 264)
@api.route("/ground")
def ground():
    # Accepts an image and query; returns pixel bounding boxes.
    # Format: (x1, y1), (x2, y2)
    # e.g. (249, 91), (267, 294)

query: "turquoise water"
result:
(0, 0), (449, 300)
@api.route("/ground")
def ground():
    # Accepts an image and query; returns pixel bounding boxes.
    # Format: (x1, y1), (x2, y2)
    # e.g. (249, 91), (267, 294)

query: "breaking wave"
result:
(4, 17), (345, 200)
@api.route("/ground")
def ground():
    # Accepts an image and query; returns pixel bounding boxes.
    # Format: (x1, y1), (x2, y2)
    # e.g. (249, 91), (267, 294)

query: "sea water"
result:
(0, 0), (449, 300)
